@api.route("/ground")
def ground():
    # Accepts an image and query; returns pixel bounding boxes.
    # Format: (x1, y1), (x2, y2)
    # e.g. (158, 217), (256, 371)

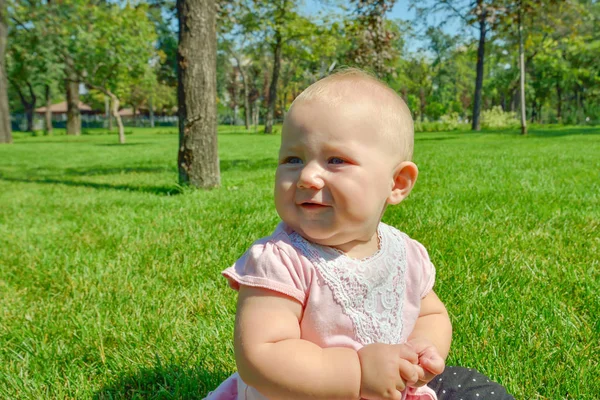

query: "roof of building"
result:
(35, 101), (93, 113)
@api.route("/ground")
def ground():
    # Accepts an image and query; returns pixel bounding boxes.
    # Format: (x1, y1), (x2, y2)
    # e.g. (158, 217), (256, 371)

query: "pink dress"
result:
(205, 222), (438, 400)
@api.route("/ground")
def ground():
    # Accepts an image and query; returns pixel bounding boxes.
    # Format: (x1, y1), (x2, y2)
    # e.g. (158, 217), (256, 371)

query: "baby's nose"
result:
(297, 162), (325, 189)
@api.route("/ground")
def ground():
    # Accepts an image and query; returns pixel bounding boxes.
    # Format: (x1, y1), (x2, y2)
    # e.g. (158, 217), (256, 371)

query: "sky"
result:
(302, 0), (465, 51)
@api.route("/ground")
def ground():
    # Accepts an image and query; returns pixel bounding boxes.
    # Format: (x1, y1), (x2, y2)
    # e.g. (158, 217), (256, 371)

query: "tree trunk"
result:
(176, 0), (220, 188)
(264, 32), (282, 134)
(0, 0), (12, 144)
(253, 100), (259, 130)
(280, 91), (287, 120)
(14, 83), (36, 132)
(239, 66), (250, 130)
(109, 93), (125, 144)
(66, 72), (81, 135)
(518, 5), (527, 135)
(471, 2), (486, 131)
(44, 84), (53, 135)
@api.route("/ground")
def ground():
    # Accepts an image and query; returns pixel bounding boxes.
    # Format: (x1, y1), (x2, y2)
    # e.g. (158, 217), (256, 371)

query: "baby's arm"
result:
(235, 285), (362, 400)
(235, 285), (419, 400)
(406, 290), (452, 386)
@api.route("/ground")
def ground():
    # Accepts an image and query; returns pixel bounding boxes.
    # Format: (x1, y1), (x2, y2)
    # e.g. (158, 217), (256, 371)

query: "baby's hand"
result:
(357, 343), (420, 400)
(405, 338), (445, 387)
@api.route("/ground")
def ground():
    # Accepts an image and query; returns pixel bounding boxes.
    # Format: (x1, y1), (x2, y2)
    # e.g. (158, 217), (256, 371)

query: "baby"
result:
(206, 69), (451, 400)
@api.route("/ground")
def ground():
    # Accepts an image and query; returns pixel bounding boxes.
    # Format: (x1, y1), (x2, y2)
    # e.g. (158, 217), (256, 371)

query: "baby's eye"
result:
(283, 156), (303, 164)
(328, 157), (346, 165)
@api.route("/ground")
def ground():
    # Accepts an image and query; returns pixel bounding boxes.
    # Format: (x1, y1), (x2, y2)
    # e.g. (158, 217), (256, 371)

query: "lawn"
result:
(0, 126), (598, 399)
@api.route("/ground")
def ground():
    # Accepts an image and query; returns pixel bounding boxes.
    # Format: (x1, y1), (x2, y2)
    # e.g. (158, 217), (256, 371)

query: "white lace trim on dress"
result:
(289, 224), (407, 345)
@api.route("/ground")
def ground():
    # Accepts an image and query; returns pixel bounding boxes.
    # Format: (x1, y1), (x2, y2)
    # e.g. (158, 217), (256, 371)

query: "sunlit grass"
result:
(0, 126), (598, 398)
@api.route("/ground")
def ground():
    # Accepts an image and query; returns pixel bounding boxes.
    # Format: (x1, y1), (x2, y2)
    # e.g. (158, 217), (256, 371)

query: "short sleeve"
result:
(407, 238), (436, 298)
(222, 240), (310, 305)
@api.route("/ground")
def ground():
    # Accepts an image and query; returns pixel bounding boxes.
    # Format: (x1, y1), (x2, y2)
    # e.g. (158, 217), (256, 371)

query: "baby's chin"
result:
(286, 223), (343, 247)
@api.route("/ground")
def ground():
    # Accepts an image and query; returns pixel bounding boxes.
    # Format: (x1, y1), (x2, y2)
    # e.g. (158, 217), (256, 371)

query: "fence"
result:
(10, 113), (284, 132)
(10, 114), (179, 132)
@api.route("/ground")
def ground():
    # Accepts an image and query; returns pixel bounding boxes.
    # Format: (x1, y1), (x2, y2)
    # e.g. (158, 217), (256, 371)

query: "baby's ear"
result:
(387, 161), (418, 205)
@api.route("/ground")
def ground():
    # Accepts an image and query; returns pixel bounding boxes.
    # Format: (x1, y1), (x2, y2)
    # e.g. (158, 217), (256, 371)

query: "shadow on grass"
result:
(526, 126), (600, 137)
(95, 363), (232, 400)
(12, 139), (94, 144)
(415, 136), (461, 141)
(0, 175), (182, 196)
(96, 143), (150, 147)
(65, 167), (174, 177)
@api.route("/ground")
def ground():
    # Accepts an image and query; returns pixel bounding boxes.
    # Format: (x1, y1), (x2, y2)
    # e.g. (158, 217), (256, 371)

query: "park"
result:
(0, 1), (599, 399)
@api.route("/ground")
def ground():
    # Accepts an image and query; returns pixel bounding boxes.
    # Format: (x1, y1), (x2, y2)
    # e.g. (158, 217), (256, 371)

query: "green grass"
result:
(0, 126), (598, 399)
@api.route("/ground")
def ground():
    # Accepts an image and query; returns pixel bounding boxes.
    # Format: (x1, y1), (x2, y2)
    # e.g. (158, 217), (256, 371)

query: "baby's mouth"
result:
(299, 201), (328, 209)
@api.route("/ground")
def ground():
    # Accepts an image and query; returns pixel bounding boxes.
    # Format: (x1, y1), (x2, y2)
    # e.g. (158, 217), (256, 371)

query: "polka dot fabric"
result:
(427, 366), (514, 400)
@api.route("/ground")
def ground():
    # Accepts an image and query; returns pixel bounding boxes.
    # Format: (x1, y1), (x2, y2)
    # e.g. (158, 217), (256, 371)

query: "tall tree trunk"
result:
(109, 93), (125, 144)
(176, 0), (220, 188)
(0, 0), (11, 144)
(14, 83), (36, 132)
(264, 30), (282, 134)
(253, 100), (258, 130)
(262, 68), (270, 107)
(238, 66), (250, 130)
(471, 2), (486, 131)
(66, 72), (81, 135)
(518, 5), (527, 135)
(44, 84), (53, 135)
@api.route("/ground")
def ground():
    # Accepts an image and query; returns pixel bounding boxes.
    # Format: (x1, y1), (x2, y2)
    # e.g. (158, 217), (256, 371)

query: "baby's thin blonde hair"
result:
(289, 68), (414, 161)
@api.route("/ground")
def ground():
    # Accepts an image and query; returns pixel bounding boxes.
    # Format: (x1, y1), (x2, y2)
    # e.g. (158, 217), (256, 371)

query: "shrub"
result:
(481, 106), (519, 129)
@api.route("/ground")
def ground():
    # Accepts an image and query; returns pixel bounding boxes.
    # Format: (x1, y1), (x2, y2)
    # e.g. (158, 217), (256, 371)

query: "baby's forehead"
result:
(307, 76), (398, 105)
(285, 76), (414, 160)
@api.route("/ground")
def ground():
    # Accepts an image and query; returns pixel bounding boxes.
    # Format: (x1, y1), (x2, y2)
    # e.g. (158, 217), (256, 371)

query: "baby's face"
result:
(274, 96), (400, 252)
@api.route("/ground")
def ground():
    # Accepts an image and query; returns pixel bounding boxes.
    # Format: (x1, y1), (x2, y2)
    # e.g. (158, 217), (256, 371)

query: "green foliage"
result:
(6, 0), (64, 115)
(69, 2), (157, 99)
(0, 127), (598, 398)
(481, 106), (519, 129)
(4, 0), (600, 131)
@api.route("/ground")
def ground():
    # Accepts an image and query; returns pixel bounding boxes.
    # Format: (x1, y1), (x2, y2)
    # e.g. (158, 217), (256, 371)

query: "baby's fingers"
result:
(420, 352), (445, 376)
(392, 344), (418, 364)
(398, 359), (419, 387)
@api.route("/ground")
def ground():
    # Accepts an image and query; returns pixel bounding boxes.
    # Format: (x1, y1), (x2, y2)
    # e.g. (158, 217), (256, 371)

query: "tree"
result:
(65, 2), (157, 143)
(230, 0), (307, 134)
(177, 0), (220, 188)
(412, 0), (503, 131)
(0, 0), (11, 143)
(6, 0), (40, 133)
(347, 0), (399, 79)
(405, 55), (432, 122)
(516, 0), (526, 134)
(262, 0), (291, 134)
